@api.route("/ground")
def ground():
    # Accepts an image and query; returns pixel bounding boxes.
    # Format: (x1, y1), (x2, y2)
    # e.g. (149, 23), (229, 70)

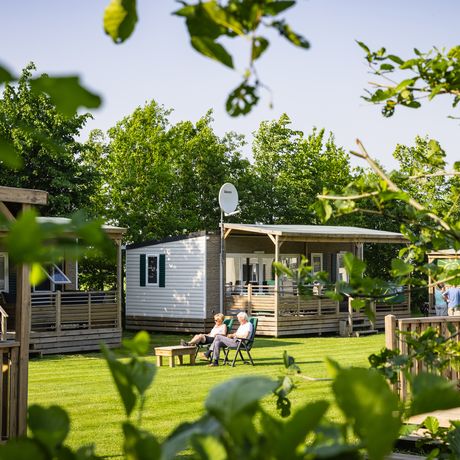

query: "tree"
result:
(246, 114), (354, 224)
(89, 101), (250, 242)
(0, 64), (99, 217)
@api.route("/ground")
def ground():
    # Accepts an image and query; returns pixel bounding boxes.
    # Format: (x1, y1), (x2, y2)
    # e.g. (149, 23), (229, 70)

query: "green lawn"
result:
(28, 332), (386, 458)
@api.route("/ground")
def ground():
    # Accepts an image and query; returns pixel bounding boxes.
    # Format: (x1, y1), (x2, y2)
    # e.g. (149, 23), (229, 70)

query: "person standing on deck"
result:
(434, 283), (447, 316)
(443, 285), (460, 316)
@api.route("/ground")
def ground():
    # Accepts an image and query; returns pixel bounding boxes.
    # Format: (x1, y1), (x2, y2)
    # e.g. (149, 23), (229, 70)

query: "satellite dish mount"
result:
(218, 183), (239, 313)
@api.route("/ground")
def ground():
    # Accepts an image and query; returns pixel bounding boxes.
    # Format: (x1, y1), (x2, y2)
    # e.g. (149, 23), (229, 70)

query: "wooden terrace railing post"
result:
(347, 296), (353, 335)
(385, 315), (397, 350)
(88, 292), (92, 329)
(55, 291), (61, 335)
(407, 285), (411, 313)
(247, 284), (252, 316)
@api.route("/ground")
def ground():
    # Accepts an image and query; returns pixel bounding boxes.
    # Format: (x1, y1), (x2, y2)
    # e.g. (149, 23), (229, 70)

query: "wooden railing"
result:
(31, 291), (119, 332)
(0, 305), (8, 341)
(225, 284), (339, 317)
(385, 314), (460, 399)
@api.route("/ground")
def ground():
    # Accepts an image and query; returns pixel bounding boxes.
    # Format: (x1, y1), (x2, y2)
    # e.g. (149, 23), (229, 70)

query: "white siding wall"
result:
(126, 236), (206, 319)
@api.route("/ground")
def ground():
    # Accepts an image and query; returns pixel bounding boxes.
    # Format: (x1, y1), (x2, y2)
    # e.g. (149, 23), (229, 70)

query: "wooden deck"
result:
(225, 285), (412, 337)
(26, 291), (121, 355)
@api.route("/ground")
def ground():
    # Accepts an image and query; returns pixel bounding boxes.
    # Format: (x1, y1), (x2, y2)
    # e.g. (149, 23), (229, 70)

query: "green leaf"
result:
(390, 259), (414, 277)
(333, 368), (401, 460)
(162, 417), (221, 460)
(205, 376), (278, 423)
(28, 405), (70, 451)
(225, 81), (259, 116)
(123, 422), (161, 460)
(190, 435), (226, 460)
(325, 357), (342, 378)
(351, 298), (366, 310)
(447, 427), (460, 457)
(387, 54), (404, 65)
(422, 416), (439, 434)
(264, 1), (296, 16)
(343, 253), (366, 280)
(104, 0), (138, 43)
(275, 401), (329, 460)
(252, 36), (269, 61)
(313, 200), (332, 222)
(410, 373), (460, 416)
(5, 209), (45, 264)
(30, 75), (102, 117)
(0, 438), (46, 460)
(356, 40), (370, 54)
(101, 344), (137, 417)
(394, 78), (415, 93)
(380, 63), (394, 71)
(122, 331), (151, 356)
(128, 359), (156, 396)
(0, 136), (22, 169)
(191, 36), (234, 68)
(30, 263), (46, 286)
(271, 20), (310, 49)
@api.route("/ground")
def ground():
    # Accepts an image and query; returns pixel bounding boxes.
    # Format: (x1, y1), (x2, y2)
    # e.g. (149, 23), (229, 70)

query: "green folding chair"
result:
(223, 317), (258, 367)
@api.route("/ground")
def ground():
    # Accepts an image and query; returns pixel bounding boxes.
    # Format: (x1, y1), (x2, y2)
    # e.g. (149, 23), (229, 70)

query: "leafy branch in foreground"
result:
(5, 332), (460, 459)
(103, 0), (309, 116)
(357, 42), (460, 118)
(317, 138), (460, 297)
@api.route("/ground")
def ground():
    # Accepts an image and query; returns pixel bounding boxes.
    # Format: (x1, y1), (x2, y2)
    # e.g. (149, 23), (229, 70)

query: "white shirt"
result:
(209, 323), (227, 337)
(235, 321), (253, 339)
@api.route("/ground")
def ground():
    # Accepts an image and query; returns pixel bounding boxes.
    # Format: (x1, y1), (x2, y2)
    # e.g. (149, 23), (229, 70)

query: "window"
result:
(336, 252), (349, 282)
(147, 255), (159, 285)
(34, 264), (71, 292)
(311, 253), (323, 274)
(0, 253), (8, 292)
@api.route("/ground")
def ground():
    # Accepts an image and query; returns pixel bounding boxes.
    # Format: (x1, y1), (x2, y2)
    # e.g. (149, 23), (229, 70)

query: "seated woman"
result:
(180, 313), (227, 347)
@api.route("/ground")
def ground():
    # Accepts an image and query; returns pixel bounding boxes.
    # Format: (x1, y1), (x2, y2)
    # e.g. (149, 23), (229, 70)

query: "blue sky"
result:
(2, 1), (459, 169)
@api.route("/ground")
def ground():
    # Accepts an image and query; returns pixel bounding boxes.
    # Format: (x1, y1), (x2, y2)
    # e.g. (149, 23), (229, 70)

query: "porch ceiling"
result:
(223, 223), (407, 244)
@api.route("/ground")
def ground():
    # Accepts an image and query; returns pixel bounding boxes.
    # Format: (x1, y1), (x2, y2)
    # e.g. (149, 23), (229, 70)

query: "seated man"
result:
(208, 312), (252, 367)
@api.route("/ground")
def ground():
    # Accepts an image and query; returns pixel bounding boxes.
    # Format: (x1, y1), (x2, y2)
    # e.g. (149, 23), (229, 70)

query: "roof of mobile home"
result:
(222, 224), (407, 243)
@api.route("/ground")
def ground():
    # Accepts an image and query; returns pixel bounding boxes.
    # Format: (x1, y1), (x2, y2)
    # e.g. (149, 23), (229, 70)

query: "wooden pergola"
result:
(0, 185), (48, 438)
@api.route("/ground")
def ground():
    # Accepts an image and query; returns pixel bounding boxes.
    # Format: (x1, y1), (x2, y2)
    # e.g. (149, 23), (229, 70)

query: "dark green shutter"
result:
(140, 254), (146, 286)
(159, 254), (166, 287)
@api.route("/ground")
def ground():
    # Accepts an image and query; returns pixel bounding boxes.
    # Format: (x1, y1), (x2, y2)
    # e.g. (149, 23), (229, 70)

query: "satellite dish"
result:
(219, 183), (238, 214)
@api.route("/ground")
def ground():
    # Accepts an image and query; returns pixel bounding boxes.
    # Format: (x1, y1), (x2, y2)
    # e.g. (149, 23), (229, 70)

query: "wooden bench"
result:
(154, 345), (196, 367)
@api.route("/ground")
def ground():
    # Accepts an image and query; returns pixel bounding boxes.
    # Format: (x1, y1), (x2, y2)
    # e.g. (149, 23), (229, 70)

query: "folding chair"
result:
(223, 317), (258, 367)
(195, 317), (234, 358)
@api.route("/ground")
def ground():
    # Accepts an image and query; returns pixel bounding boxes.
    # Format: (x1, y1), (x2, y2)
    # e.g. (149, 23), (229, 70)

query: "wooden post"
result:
(88, 292), (92, 329)
(8, 347), (19, 438)
(116, 239), (122, 330)
(274, 235), (279, 336)
(385, 315), (397, 350)
(407, 284), (411, 313)
(347, 295), (353, 335)
(370, 300), (376, 331)
(247, 284), (252, 316)
(55, 290), (61, 335)
(15, 260), (30, 436)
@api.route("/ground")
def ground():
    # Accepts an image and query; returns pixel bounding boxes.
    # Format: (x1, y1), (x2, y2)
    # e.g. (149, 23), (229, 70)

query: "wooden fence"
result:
(31, 291), (119, 332)
(385, 314), (460, 399)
